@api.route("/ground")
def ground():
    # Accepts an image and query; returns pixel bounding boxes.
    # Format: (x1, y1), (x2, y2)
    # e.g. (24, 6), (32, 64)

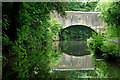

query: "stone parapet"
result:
(51, 11), (107, 34)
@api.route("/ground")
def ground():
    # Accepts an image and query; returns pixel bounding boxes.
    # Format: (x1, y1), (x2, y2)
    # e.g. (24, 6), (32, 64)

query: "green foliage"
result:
(97, 1), (120, 39)
(93, 58), (120, 78)
(51, 56), (120, 78)
(2, 15), (10, 46)
(48, 17), (62, 36)
(87, 32), (120, 61)
(51, 70), (97, 78)
(87, 32), (105, 55)
(97, 1), (120, 26)
(87, 1), (120, 61)
(2, 2), (65, 79)
(87, 37), (94, 53)
(104, 25), (120, 39)
(11, 43), (61, 79)
(65, 2), (99, 12)
(100, 41), (120, 61)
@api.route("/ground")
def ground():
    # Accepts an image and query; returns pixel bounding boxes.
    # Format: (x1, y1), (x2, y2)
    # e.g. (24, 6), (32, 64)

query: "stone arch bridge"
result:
(51, 11), (107, 40)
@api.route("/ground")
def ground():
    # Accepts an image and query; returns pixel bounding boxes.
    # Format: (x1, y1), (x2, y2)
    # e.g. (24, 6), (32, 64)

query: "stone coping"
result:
(52, 68), (95, 71)
(65, 11), (101, 13)
(53, 11), (101, 13)
(107, 39), (120, 43)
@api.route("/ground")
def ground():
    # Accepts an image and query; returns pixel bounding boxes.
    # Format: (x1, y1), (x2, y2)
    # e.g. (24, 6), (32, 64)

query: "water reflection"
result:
(51, 41), (120, 79)
(52, 56), (120, 78)
(2, 43), (62, 79)
(52, 53), (94, 70)
(52, 41), (94, 70)
(3, 41), (120, 79)
(60, 41), (90, 56)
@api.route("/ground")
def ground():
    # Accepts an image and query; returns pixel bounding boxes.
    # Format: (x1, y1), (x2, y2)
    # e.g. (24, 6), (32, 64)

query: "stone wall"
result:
(51, 11), (107, 34)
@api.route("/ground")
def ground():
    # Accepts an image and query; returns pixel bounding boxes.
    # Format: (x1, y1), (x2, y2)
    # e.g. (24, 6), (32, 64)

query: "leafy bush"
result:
(87, 37), (94, 53)
(97, 1), (120, 27)
(2, 2), (65, 79)
(96, 1), (120, 39)
(103, 25), (120, 39)
(65, 2), (99, 12)
(100, 41), (120, 61)
(87, 32), (105, 57)
(87, 32), (120, 61)
(92, 1), (120, 61)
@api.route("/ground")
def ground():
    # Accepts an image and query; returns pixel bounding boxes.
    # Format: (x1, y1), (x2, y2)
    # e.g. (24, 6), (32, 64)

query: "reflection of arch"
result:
(59, 41), (91, 56)
(52, 53), (94, 70)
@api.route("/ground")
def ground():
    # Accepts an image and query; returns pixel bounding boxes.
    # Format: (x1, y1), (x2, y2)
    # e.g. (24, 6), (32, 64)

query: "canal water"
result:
(51, 41), (120, 79)
(2, 41), (120, 79)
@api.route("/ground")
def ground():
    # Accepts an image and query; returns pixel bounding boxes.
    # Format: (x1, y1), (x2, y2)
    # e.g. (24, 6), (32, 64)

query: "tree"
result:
(65, 2), (98, 12)
(96, 1), (120, 39)
(2, 2), (66, 79)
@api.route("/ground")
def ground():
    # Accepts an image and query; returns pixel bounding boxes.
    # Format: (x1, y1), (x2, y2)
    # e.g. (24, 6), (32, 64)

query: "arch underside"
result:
(59, 25), (96, 41)
(63, 24), (100, 33)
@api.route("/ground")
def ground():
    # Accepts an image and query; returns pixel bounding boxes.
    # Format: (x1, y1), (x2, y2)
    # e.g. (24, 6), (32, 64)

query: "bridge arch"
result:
(59, 25), (97, 41)
(51, 11), (107, 40)
(61, 24), (97, 33)
(63, 24), (97, 32)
